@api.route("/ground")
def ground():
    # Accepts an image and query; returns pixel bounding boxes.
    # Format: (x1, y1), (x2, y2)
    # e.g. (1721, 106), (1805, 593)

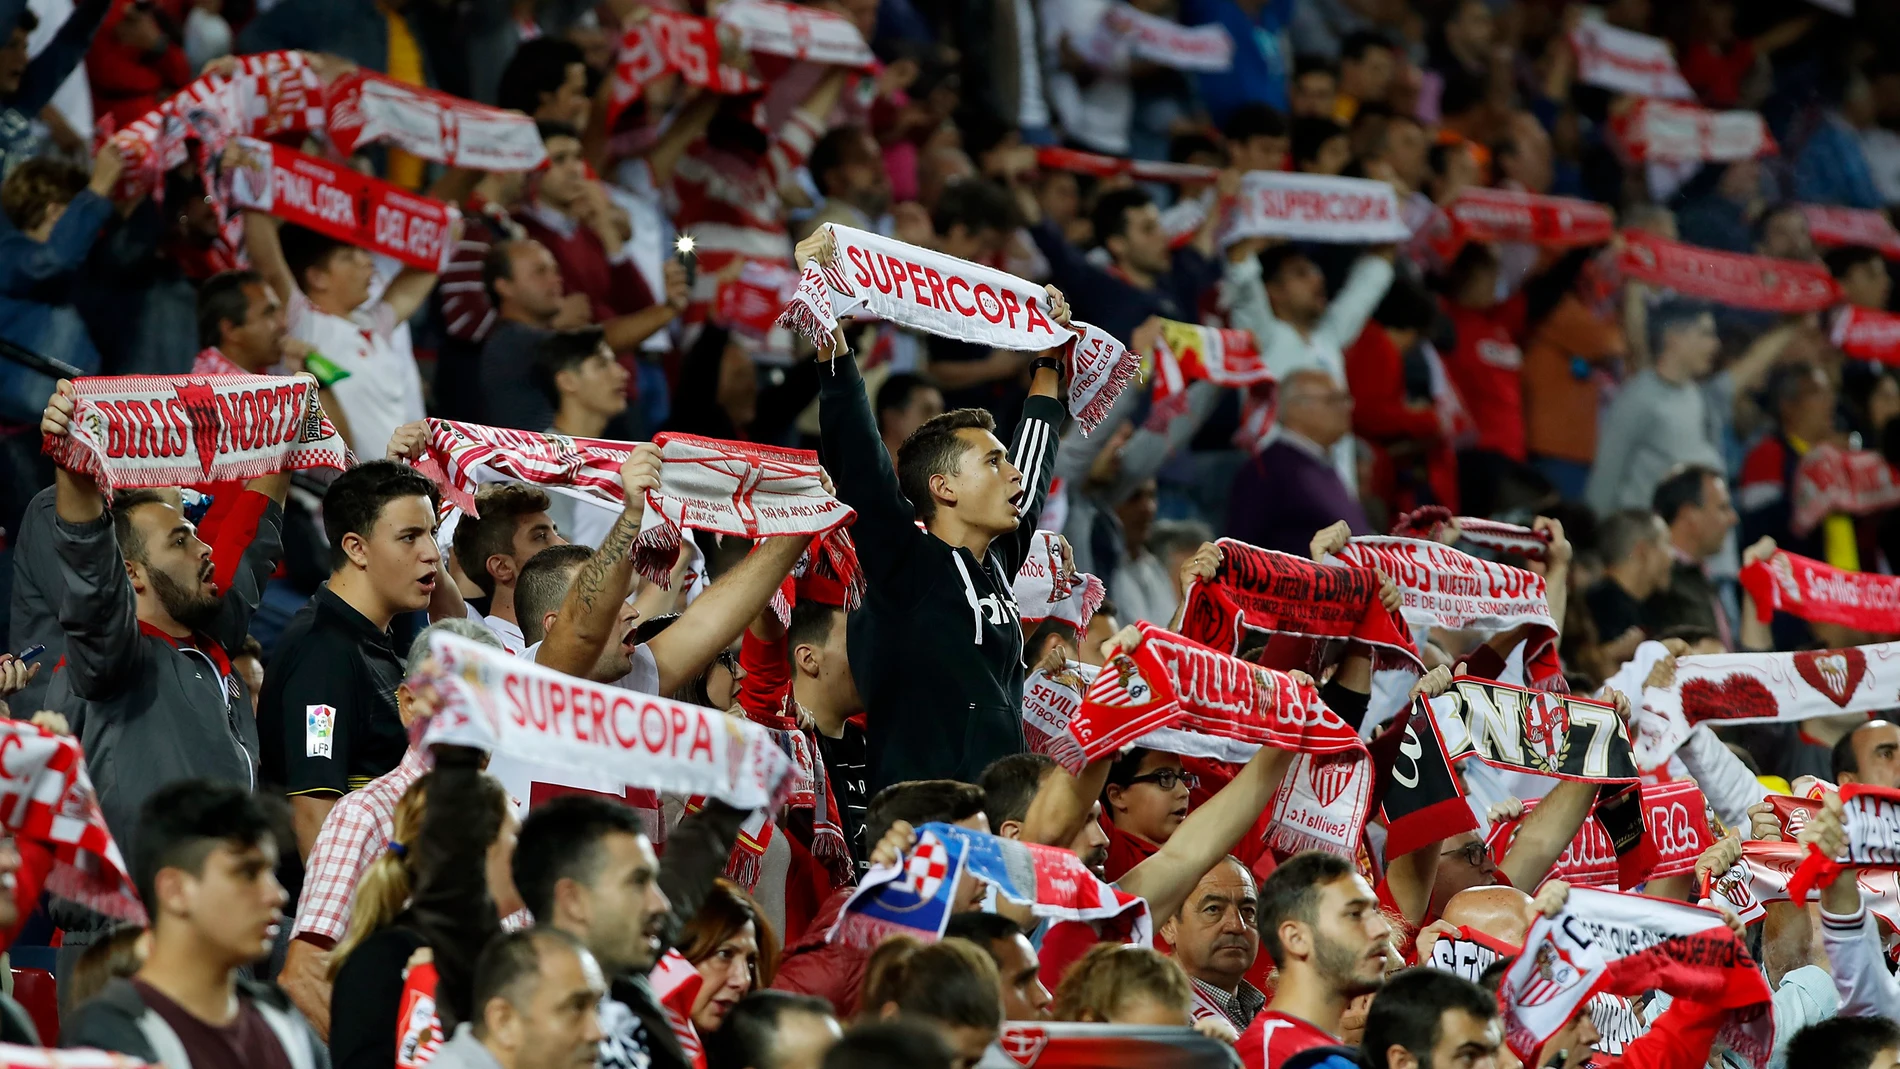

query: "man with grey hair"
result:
(431, 928), (607, 1069)
(280, 616), (505, 1037)
(1227, 368), (1368, 556)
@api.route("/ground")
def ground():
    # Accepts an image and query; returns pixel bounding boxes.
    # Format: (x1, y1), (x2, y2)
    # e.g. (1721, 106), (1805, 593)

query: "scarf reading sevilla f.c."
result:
(1487, 779), (1709, 889)
(1740, 548), (1900, 632)
(42, 374), (348, 495)
(1614, 231), (1837, 312)
(1790, 443), (1900, 537)
(1501, 889), (1771, 1069)
(779, 225), (1137, 435)
(829, 822), (1150, 948)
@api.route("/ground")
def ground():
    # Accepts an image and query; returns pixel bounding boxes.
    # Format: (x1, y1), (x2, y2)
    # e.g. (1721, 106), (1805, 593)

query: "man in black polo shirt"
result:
(258, 458), (447, 860)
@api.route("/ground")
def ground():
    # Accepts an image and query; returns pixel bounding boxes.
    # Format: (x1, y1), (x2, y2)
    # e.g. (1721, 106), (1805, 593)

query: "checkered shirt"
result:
(1190, 976), (1266, 1032)
(291, 747), (429, 945)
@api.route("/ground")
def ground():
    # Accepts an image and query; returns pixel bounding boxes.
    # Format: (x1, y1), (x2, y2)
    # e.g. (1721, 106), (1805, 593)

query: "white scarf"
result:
(1613, 100), (1775, 162)
(1076, 2), (1233, 72)
(325, 70), (546, 170)
(1220, 171), (1411, 247)
(1568, 20), (1694, 99)
(717, 0), (874, 66)
(1632, 643), (1900, 767)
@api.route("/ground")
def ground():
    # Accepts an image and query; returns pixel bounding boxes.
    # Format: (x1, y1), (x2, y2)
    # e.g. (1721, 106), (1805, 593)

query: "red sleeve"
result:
(1738, 438), (1786, 492)
(200, 489), (272, 593)
(738, 628), (792, 720)
(1615, 999), (1725, 1069)
(1345, 326), (1441, 442)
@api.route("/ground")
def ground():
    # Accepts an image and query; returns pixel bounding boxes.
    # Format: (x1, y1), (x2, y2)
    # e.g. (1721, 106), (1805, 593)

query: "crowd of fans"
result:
(0, 0), (1896, 1067)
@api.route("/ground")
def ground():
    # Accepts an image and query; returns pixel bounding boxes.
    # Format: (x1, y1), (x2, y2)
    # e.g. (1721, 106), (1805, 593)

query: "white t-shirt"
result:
(288, 291), (425, 460)
(518, 639), (661, 694)
(483, 614), (525, 655)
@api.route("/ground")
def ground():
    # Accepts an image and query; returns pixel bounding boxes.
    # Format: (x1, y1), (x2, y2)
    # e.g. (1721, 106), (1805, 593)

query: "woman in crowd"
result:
(1050, 943), (1195, 1026)
(681, 878), (781, 1034)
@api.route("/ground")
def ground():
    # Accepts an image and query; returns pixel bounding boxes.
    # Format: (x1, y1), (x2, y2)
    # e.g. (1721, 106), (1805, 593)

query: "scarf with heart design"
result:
(1632, 641), (1900, 768)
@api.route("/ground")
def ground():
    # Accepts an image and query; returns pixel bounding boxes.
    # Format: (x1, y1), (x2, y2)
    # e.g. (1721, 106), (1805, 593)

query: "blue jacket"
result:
(1180, 0), (1294, 121)
(0, 190), (112, 423)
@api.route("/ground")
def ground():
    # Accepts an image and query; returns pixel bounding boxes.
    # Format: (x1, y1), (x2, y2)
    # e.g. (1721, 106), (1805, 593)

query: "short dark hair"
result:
(944, 911), (1026, 948)
(532, 328), (609, 409)
(496, 38), (586, 116)
(1785, 1015), (1900, 1069)
(1168, 131), (1222, 164)
(861, 937), (1002, 1031)
(809, 125), (870, 198)
(1648, 299), (1712, 355)
(322, 460), (442, 571)
(1258, 244), (1314, 287)
(1651, 464), (1720, 525)
(1371, 276), (1438, 332)
(1339, 29), (1393, 63)
(1257, 849), (1356, 963)
(1653, 624), (1719, 648)
(931, 180), (1018, 240)
(706, 991), (837, 1069)
(1825, 244), (1886, 280)
(821, 1021), (954, 1069)
(896, 409), (996, 522)
(482, 238), (525, 309)
(1292, 116), (1347, 166)
(452, 482), (555, 596)
(979, 753), (1057, 829)
(197, 269), (266, 350)
(875, 373), (936, 433)
(534, 118), (583, 146)
(112, 488), (178, 566)
(0, 156), (85, 232)
(470, 927), (590, 1038)
(133, 780), (281, 920)
(1295, 52), (1339, 79)
(1596, 509), (1663, 566)
(515, 543), (594, 645)
(278, 224), (351, 293)
(512, 793), (648, 922)
(1834, 726), (1863, 781)
(1091, 186), (1154, 249)
(1361, 968), (1499, 1069)
(786, 599), (842, 669)
(1222, 103), (1288, 144)
(863, 780), (988, 854)
(1104, 746), (1157, 790)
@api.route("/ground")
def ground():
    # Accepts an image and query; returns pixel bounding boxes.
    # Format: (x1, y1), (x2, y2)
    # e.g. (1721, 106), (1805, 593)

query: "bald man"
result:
(1835, 720), (1900, 790)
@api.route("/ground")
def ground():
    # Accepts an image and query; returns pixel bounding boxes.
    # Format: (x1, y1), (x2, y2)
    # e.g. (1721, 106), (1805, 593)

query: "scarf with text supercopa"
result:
(778, 223), (1139, 434)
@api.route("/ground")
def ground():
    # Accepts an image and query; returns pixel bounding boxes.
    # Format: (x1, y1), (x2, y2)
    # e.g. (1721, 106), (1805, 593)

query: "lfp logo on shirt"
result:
(306, 705), (337, 758)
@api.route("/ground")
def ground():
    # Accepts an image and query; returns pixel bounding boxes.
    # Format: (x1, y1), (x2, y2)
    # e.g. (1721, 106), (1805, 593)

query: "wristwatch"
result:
(1030, 354), (1064, 376)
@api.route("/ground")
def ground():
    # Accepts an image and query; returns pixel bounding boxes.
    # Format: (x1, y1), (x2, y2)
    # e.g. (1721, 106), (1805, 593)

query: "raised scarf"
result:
(42, 373), (347, 494)
(1072, 3), (1233, 71)
(1790, 442), (1900, 536)
(779, 224), (1138, 434)
(1631, 643), (1900, 766)
(716, 0), (875, 67)
(1427, 934), (1675, 1067)
(609, 10), (762, 125)
(1014, 531), (1104, 637)
(830, 821), (1150, 948)
(732, 696), (856, 891)
(1220, 171), (1410, 247)
(0, 720), (144, 922)
(325, 70), (547, 171)
(1739, 548), (1900, 632)
(1737, 838), (1900, 928)
(1331, 536), (1565, 691)
(108, 50), (323, 202)
(225, 136), (460, 271)
(1430, 188), (1616, 260)
(1610, 100), (1776, 162)
(1803, 205), (1900, 258)
(1022, 660), (1098, 775)
(413, 421), (863, 607)
(414, 631), (799, 811)
(1485, 780), (1710, 889)
(715, 262), (803, 339)
(1788, 784), (1900, 902)
(1390, 506), (1552, 562)
(1177, 538), (1418, 672)
(1568, 21), (1694, 99)
(1034, 146), (1220, 184)
(395, 959), (441, 1069)
(650, 949), (708, 1069)
(1614, 230), (1838, 312)
(1831, 305), (1900, 366)
(1501, 888), (1771, 1069)
(1146, 319), (1271, 433)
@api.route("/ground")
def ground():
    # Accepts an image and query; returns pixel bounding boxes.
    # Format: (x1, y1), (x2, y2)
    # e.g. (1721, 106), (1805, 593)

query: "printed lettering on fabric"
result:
(1432, 677), (1637, 783)
(225, 137), (460, 271)
(305, 705), (336, 759)
(1790, 785), (1900, 901)
(1221, 171), (1411, 246)
(1741, 548), (1900, 633)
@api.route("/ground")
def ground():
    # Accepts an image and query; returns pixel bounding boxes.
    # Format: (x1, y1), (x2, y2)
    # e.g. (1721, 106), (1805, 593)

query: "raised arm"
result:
(645, 91), (719, 187)
(536, 447), (659, 677)
(1498, 778), (1600, 890)
(16, 0), (111, 113)
(1313, 251), (1396, 349)
(244, 210), (299, 305)
(381, 266), (442, 325)
(39, 381), (142, 701)
(1119, 740), (1294, 921)
(646, 535), (810, 695)
(1018, 757), (1114, 849)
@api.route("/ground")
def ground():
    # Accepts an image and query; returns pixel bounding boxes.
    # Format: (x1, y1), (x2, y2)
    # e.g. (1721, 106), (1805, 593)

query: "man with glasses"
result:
(1426, 781), (1602, 923)
(1227, 368), (1370, 556)
(1100, 749), (1198, 881)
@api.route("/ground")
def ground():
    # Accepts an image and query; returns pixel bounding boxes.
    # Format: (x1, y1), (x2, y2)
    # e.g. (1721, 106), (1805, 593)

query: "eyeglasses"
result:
(1126, 769), (1198, 792)
(1440, 840), (1492, 868)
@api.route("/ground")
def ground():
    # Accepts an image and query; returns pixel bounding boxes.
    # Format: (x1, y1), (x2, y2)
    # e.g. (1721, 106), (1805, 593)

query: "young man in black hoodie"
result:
(800, 229), (1070, 792)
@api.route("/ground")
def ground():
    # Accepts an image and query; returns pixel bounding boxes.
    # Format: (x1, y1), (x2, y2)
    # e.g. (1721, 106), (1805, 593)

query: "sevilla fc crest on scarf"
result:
(1520, 942), (1585, 1007)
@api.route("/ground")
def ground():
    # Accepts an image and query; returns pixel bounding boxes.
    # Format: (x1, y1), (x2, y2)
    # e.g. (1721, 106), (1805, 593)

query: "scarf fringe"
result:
(1073, 341), (1140, 435)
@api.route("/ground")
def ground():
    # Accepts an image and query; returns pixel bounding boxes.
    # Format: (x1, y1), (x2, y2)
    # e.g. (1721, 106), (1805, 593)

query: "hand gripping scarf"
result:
(830, 822), (1150, 948)
(1425, 930), (1667, 1067)
(413, 631), (799, 810)
(395, 958), (442, 1069)
(1071, 3), (1234, 72)
(412, 421), (864, 607)
(1831, 305), (1900, 367)
(1014, 531), (1105, 639)
(108, 50), (323, 202)
(1568, 21), (1694, 99)
(1501, 888), (1771, 1069)
(1790, 442), (1900, 536)
(778, 224), (1137, 434)
(1145, 320), (1272, 433)
(1429, 188), (1616, 260)
(1390, 506), (1553, 562)
(42, 373), (347, 494)
(224, 136), (461, 272)
(1631, 643), (1900, 767)
(1034, 146), (1220, 184)
(1740, 548), (1900, 633)
(1739, 838), (1900, 930)
(0, 720), (144, 922)
(1804, 205), (1900, 258)
(325, 70), (546, 171)
(1220, 171), (1411, 247)
(1614, 230), (1839, 312)
(1788, 784), (1900, 902)
(1610, 100), (1777, 163)
(608, 2), (870, 123)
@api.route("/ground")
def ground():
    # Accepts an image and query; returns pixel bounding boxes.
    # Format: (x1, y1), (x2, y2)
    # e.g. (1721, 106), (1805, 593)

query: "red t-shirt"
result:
(1237, 1010), (1339, 1069)
(1441, 298), (1528, 461)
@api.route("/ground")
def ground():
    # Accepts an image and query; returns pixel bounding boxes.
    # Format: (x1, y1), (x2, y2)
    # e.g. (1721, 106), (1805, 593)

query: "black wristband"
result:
(1031, 354), (1064, 376)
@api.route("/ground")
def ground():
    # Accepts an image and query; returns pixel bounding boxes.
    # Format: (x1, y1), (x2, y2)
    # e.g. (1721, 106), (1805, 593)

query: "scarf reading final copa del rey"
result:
(778, 224), (1138, 435)
(42, 374), (348, 493)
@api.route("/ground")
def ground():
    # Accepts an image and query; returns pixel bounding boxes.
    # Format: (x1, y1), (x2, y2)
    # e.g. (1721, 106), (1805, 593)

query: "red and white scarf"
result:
(1179, 539), (1418, 662)
(1740, 548), (1900, 633)
(42, 373), (347, 495)
(0, 721), (144, 922)
(1614, 230), (1839, 312)
(610, 10), (762, 124)
(1737, 838), (1900, 928)
(325, 70), (546, 171)
(737, 704), (855, 889)
(779, 224), (1138, 434)
(1013, 531), (1104, 638)
(1429, 188), (1616, 260)
(1501, 889), (1771, 1069)
(1610, 100), (1776, 162)
(1022, 661), (1099, 774)
(1568, 21), (1694, 99)
(108, 50), (323, 202)
(1074, 3), (1234, 72)
(1486, 780), (1710, 890)
(1146, 319), (1271, 433)
(1390, 506), (1552, 562)
(715, 262), (803, 338)
(1332, 537), (1564, 690)
(649, 949), (708, 1069)
(1034, 146), (1220, 185)
(1832, 305), (1900, 367)
(1788, 784), (1900, 902)
(395, 958), (441, 1069)
(1220, 171), (1410, 247)
(1803, 205), (1900, 258)
(0, 1049), (149, 1069)
(415, 631), (799, 809)
(1790, 442), (1900, 536)
(1632, 642), (1900, 766)
(716, 0), (874, 67)
(225, 137), (460, 272)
